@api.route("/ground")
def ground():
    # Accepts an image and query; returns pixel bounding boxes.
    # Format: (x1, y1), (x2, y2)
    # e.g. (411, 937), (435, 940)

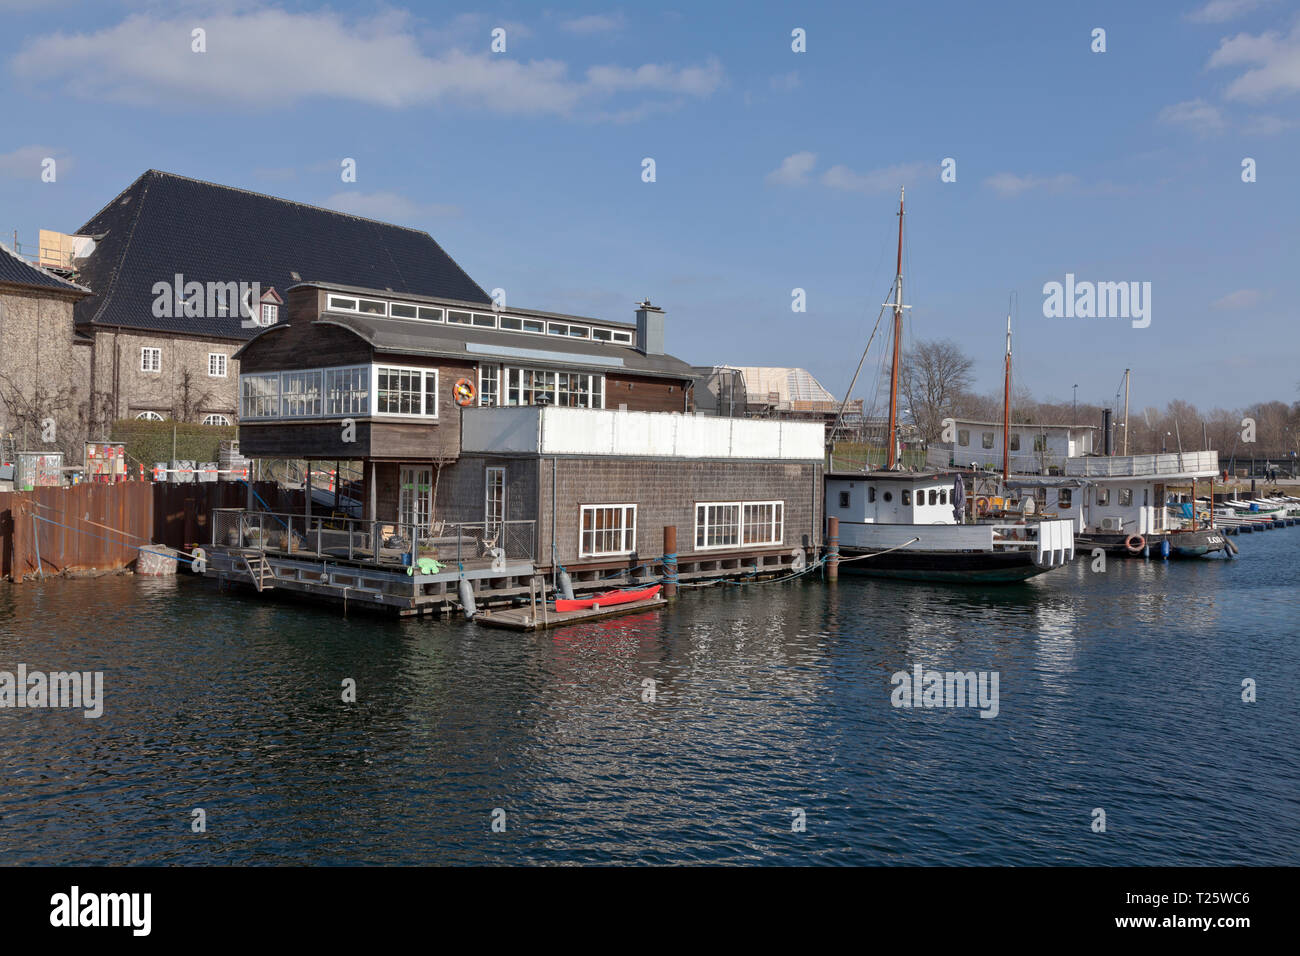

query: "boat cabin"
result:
(826, 471), (962, 526)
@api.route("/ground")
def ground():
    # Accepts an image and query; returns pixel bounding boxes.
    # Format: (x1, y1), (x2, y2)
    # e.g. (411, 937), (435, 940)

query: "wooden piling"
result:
(826, 516), (840, 582)
(662, 525), (678, 600)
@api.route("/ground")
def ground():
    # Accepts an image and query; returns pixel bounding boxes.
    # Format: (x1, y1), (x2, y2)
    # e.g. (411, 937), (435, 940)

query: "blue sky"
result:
(1, 0), (1297, 414)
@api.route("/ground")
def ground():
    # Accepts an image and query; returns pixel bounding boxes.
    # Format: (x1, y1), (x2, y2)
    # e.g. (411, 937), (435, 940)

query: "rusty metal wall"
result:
(0, 481), (299, 580)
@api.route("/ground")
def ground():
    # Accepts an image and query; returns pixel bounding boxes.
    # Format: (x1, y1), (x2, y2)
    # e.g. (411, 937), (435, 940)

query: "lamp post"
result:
(1072, 384), (1078, 423)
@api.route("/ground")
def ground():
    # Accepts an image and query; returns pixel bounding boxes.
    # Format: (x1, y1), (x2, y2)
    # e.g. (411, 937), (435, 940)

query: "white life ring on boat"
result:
(1125, 534), (1145, 554)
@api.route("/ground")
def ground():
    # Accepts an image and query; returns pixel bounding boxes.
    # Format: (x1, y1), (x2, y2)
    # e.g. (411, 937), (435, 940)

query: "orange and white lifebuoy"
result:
(453, 377), (477, 406)
(1125, 534), (1145, 554)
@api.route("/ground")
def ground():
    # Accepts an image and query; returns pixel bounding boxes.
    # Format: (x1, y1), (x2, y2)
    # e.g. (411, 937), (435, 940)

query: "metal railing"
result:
(1065, 450), (1218, 477)
(211, 509), (535, 568)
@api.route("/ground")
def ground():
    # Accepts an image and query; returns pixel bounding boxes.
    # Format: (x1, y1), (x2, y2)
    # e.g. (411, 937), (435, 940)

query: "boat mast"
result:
(886, 187), (905, 470)
(1122, 368), (1131, 456)
(1003, 311), (1012, 486)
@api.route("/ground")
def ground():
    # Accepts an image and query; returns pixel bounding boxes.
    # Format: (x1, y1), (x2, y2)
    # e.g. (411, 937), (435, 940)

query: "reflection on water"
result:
(0, 532), (1297, 865)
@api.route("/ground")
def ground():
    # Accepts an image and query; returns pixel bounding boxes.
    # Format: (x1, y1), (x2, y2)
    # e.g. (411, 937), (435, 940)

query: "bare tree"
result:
(900, 339), (974, 444)
(0, 371), (83, 459)
(173, 367), (214, 423)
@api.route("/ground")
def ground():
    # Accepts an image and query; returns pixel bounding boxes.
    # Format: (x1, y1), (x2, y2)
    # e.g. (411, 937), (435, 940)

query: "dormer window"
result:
(261, 303), (278, 325)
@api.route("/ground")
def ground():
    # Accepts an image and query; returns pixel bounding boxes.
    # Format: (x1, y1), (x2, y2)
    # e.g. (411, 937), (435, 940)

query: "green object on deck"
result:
(407, 557), (444, 576)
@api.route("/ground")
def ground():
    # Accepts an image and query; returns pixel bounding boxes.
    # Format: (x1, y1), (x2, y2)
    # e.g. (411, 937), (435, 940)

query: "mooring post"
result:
(662, 525), (678, 600)
(826, 516), (840, 582)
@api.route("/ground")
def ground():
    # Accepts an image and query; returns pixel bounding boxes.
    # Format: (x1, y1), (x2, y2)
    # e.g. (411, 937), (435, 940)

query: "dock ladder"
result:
(240, 551), (276, 593)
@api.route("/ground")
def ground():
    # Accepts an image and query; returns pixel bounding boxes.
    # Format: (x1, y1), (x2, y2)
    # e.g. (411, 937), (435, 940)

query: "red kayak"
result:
(555, 584), (662, 613)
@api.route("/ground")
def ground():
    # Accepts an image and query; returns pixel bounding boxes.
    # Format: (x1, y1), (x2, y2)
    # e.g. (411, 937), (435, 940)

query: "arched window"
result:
(202, 414), (231, 426)
(135, 411), (165, 421)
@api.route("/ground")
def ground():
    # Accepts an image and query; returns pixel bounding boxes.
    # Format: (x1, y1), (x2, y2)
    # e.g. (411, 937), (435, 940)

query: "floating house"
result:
(206, 282), (824, 612)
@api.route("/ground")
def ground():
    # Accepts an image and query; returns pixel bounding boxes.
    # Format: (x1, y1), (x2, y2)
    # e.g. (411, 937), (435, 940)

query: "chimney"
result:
(1102, 408), (1112, 456)
(635, 298), (665, 355)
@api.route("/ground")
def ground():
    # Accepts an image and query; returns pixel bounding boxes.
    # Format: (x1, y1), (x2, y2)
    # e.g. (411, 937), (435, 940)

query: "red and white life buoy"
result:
(1124, 534), (1145, 554)
(453, 377), (477, 406)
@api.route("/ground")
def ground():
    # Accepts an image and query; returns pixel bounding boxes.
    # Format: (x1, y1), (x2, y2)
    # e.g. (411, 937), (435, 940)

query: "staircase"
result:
(240, 552), (276, 593)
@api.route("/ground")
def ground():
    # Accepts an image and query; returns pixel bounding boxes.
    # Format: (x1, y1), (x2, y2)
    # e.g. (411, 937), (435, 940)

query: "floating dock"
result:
(474, 596), (668, 631)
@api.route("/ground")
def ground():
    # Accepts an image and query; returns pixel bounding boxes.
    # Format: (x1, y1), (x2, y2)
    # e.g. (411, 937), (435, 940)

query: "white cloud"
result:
(1208, 21), (1300, 101)
(1157, 98), (1227, 134)
(1241, 113), (1297, 133)
(1211, 288), (1262, 309)
(983, 172), (1078, 197)
(766, 151), (817, 186)
(1187, 0), (1275, 23)
(560, 14), (626, 35)
(0, 144), (72, 178)
(321, 191), (460, 223)
(821, 161), (930, 194)
(770, 70), (800, 92)
(9, 10), (722, 118)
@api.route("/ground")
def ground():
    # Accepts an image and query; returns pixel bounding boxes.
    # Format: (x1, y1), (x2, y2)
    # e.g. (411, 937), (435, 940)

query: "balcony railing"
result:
(1064, 451), (1218, 478)
(211, 509), (535, 570)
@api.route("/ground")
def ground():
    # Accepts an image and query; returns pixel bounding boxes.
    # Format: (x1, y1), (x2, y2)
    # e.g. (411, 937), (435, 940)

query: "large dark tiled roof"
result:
(0, 243), (91, 295)
(73, 170), (489, 339)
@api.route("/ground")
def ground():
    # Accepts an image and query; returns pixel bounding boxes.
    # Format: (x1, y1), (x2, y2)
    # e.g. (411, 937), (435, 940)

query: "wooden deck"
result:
(474, 596), (668, 631)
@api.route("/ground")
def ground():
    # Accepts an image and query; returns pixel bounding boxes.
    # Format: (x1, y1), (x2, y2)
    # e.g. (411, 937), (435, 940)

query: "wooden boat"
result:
(555, 584), (662, 612)
(823, 190), (1074, 584)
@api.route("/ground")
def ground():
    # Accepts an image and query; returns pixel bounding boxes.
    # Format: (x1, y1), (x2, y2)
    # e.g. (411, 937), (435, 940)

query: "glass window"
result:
(958, 429), (969, 447)
(568, 325), (590, 339)
(981, 432), (994, 449)
(1119, 488), (1133, 506)
(485, 467), (505, 531)
(399, 466), (433, 535)
(479, 365), (499, 406)
(592, 328), (613, 341)
(868, 487), (876, 502)
(940, 489), (948, 505)
(1034, 435), (1048, 452)
(695, 503), (741, 549)
(611, 331), (633, 344)
(327, 295), (358, 312)
(742, 502), (783, 545)
(838, 491), (850, 508)
(240, 372), (281, 419)
(261, 303), (279, 325)
(499, 316), (523, 331)
(1097, 487), (1110, 506)
(1059, 489), (1073, 509)
(390, 303), (418, 319)
(928, 489), (938, 506)
(883, 491), (893, 503)
(547, 322), (569, 337)
(135, 411), (164, 421)
(581, 505), (636, 556)
(377, 367), (422, 416)
(202, 414), (230, 426)
(280, 370), (323, 418)
(141, 347), (161, 373)
(447, 310), (473, 325)
(357, 298), (386, 315)
(324, 366), (370, 416)
(902, 489), (912, 505)
(417, 306), (443, 322)
(472, 313), (497, 328)
(1009, 433), (1020, 451)
(208, 353), (227, 377)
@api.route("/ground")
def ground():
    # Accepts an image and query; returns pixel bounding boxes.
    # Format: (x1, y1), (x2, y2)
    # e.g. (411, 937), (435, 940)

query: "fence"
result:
(210, 509), (536, 569)
(1, 481), (299, 580)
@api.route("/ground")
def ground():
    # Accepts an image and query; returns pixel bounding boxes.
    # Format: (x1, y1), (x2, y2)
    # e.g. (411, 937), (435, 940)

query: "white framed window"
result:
(202, 414), (231, 426)
(485, 466), (505, 532)
(135, 410), (165, 421)
(580, 504), (636, 557)
(471, 312), (497, 328)
(280, 369), (323, 417)
(504, 367), (603, 408)
(446, 310), (473, 326)
(327, 295), (359, 312)
(208, 353), (227, 378)
(375, 365), (438, 419)
(399, 466), (433, 534)
(695, 502), (740, 549)
(240, 372), (281, 419)
(324, 365), (370, 416)
(479, 364), (499, 406)
(610, 330), (633, 344)
(356, 298), (386, 315)
(141, 347), (161, 373)
(696, 500), (784, 550)
(261, 303), (279, 325)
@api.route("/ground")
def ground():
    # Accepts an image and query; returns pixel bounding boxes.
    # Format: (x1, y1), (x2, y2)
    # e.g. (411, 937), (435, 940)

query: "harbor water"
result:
(1, 532), (1297, 866)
